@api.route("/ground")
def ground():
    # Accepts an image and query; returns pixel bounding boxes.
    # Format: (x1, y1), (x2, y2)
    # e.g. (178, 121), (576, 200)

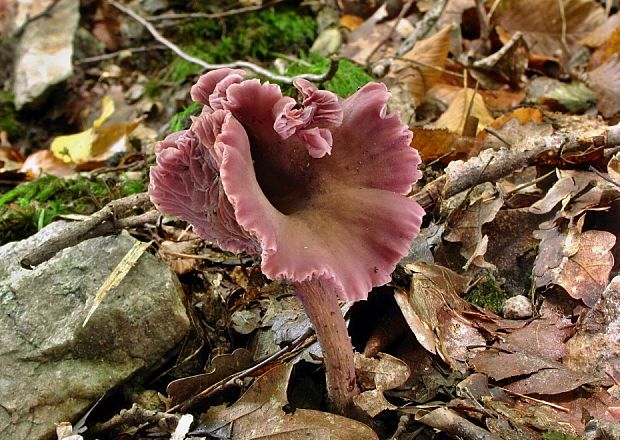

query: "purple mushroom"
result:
(149, 69), (424, 417)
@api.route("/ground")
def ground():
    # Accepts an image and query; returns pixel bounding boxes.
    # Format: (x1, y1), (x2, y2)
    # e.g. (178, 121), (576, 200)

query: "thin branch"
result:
(109, 1), (336, 85)
(396, 0), (449, 56)
(76, 45), (167, 64)
(365, 0), (414, 65)
(171, 327), (317, 413)
(20, 193), (155, 268)
(147, 0), (285, 21)
(412, 122), (620, 210)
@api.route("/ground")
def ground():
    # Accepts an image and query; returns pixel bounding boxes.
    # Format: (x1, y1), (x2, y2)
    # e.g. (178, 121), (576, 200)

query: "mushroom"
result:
(149, 69), (424, 417)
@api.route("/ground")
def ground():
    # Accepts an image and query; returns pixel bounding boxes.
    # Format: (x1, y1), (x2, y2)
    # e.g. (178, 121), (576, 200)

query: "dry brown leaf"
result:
(434, 88), (494, 134)
(200, 363), (378, 439)
(396, 263), (484, 372)
(389, 26), (452, 107)
(496, 0), (606, 57)
(587, 53), (620, 118)
(167, 348), (254, 406)
(580, 11), (620, 47)
(565, 275), (620, 376)
(589, 25), (620, 66)
(443, 183), (504, 269)
(533, 218), (616, 307)
(411, 128), (471, 161)
(354, 352), (410, 391)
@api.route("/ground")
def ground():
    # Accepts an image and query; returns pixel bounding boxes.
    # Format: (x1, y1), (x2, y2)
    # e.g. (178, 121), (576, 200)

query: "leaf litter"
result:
(3, 0), (620, 439)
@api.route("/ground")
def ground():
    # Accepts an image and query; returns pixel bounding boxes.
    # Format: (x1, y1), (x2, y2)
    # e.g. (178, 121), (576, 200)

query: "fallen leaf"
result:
(609, 152), (620, 183)
(471, 347), (593, 394)
(388, 26), (452, 107)
(354, 352), (410, 391)
(51, 96), (141, 165)
(587, 53), (620, 118)
(434, 88), (494, 134)
(198, 363), (378, 439)
(20, 150), (76, 178)
(443, 182), (504, 269)
(533, 218), (616, 307)
(167, 348), (254, 406)
(496, 0), (606, 58)
(411, 128), (471, 161)
(396, 263), (484, 371)
(339, 14), (364, 31)
(540, 81), (597, 113)
(580, 12), (620, 47)
(565, 275), (620, 376)
(589, 23), (620, 66)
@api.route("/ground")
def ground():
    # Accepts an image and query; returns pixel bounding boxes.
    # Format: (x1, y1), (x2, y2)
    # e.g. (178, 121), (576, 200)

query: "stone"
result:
(11, 0), (79, 110)
(0, 223), (190, 440)
(503, 295), (533, 319)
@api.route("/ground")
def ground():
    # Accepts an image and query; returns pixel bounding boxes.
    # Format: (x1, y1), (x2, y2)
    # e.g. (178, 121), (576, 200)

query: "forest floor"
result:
(1, 0), (620, 439)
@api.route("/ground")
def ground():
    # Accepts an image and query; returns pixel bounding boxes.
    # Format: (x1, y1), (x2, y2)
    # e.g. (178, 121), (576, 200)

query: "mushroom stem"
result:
(294, 280), (360, 417)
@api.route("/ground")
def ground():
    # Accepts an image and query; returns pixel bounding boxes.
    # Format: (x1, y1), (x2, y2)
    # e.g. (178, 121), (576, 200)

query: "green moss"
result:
(169, 101), (202, 132)
(465, 274), (510, 314)
(0, 91), (24, 141)
(168, 6), (316, 83)
(284, 53), (374, 97)
(0, 172), (147, 245)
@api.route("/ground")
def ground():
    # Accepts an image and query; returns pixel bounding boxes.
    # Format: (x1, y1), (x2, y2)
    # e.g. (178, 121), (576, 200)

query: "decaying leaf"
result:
(471, 346), (594, 395)
(388, 26), (451, 107)
(167, 348), (254, 406)
(496, 0), (606, 57)
(443, 182), (504, 269)
(434, 88), (493, 134)
(580, 12), (620, 47)
(353, 353), (409, 417)
(587, 53), (620, 118)
(411, 128), (471, 161)
(529, 169), (620, 218)
(395, 263), (484, 371)
(565, 275), (620, 376)
(199, 363), (378, 439)
(20, 150), (75, 178)
(533, 217), (615, 307)
(609, 151), (620, 183)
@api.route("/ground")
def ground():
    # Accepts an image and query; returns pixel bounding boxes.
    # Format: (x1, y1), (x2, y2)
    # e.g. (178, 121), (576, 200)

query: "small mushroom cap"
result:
(149, 70), (424, 301)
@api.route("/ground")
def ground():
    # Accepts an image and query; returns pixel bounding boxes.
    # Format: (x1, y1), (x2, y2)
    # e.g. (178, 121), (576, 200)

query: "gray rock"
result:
(503, 295), (533, 319)
(12, 0), (79, 110)
(0, 223), (190, 440)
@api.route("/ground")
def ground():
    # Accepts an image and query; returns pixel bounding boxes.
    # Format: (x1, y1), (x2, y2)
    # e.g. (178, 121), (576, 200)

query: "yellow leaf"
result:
(51, 96), (139, 164)
(434, 89), (493, 134)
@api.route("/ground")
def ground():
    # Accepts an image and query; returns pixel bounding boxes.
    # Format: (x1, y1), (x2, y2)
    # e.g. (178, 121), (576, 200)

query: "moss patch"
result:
(0, 173), (147, 245)
(169, 101), (202, 132)
(168, 6), (316, 83)
(466, 274), (510, 314)
(283, 53), (374, 97)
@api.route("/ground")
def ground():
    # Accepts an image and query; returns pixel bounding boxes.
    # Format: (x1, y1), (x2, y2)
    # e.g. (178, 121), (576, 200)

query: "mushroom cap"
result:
(149, 70), (424, 301)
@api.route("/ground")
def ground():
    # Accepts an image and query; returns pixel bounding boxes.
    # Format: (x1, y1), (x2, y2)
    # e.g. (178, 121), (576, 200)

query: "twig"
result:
(412, 122), (620, 210)
(147, 0), (285, 21)
(109, 1), (337, 85)
(557, 0), (569, 62)
(91, 403), (179, 436)
(475, 0), (491, 52)
(497, 386), (570, 412)
(589, 165), (620, 189)
(396, 0), (448, 56)
(365, 0), (414, 65)
(20, 193), (155, 268)
(504, 169), (556, 196)
(393, 56), (464, 77)
(171, 327), (317, 413)
(76, 45), (167, 64)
